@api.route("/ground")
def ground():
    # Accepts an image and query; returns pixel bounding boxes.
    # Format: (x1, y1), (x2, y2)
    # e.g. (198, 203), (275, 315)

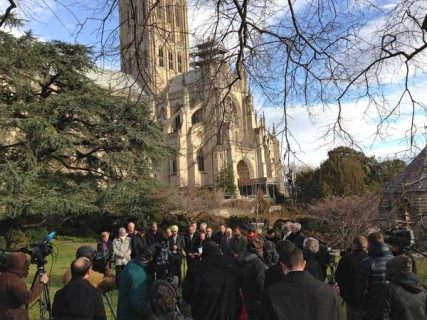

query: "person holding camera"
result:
(63, 246), (115, 293)
(0, 252), (49, 320)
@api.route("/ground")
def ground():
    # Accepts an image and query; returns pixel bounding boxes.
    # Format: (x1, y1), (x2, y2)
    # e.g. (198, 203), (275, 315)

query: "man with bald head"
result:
(53, 257), (106, 320)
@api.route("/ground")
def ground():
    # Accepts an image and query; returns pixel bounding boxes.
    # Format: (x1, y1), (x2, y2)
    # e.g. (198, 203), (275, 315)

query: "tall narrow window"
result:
(173, 114), (180, 132)
(197, 155), (205, 172)
(166, 5), (173, 24)
(175, 6), (181, 27)
(168, 50), (174, 70)
(172, 159), (177, 174)
(177, 52), (182, 72)
(158, 47), (164, 67)
(157, 0), (162, 19)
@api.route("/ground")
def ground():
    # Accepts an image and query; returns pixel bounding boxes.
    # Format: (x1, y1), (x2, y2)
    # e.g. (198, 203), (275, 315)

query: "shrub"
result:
(6, 229), (29, 249)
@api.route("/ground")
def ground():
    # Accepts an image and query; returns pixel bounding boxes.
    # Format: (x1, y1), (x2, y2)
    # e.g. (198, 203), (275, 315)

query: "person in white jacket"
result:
(113, 227), (131, 287)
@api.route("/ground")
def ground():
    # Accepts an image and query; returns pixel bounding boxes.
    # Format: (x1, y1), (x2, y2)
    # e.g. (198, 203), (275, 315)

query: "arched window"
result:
(168, 50), (174, 70)
(191, 109), (202, 125)
(158, 47), (164, 67)
(177, 52), (182, 72)
(237, 160), (250, 179)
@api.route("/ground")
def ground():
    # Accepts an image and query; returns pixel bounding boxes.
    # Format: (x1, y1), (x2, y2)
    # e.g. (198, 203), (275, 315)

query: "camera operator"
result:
(63, 246), (115, 293)
(387, 237), (417, 275)
(0, 252), (49, 319)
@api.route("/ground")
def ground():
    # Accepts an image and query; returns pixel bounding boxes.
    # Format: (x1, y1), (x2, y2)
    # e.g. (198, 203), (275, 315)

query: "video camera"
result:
(0, 231), (56, 271)
(384, 227), (415, 252)
(92, 250), (112, 274)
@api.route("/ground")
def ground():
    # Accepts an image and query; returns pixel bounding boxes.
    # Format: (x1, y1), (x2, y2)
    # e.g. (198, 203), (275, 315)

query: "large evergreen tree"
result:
(0, 28), (175, 221)
(295, 146), (407, 203)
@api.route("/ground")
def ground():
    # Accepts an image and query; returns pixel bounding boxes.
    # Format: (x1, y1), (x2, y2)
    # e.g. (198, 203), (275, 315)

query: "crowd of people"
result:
(0, 220), (426, 320)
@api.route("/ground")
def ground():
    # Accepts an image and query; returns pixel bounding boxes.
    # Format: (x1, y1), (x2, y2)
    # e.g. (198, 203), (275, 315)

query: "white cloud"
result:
(262, 79), (427, 167)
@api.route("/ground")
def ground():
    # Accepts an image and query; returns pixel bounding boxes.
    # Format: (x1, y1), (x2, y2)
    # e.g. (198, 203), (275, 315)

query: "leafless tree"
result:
(2, 0), (427, 162)
(307, 192), (382, 248)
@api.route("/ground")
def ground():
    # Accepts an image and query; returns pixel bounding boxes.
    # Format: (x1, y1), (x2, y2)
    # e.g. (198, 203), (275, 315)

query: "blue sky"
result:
(1, 0), (426, 168)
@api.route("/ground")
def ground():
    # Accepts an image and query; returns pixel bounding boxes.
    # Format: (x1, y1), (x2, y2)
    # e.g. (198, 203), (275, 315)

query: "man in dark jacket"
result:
(53, 257), (106, 320)
(356, 232), (393, 318)
(376, 255), (427, 320)
(240, 237), (268, 320)
(184, 225), (200, 267)
(260, 246), (342, 320)
(335, 235), (368, 320)
(131, 231), (147, 260)
(229, 227), (247, 260)
(220, 228), (233, 256)
(214, 224), (226, 244)
(0, 253), (49, 320)
(146, 222), (164, 247)
(183, 240), (242, 320)
(303, 237), (324, 281)
(287, 222), (305, 249)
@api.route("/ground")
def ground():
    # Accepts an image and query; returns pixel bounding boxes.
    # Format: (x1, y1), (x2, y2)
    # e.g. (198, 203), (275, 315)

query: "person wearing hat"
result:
(117, 247), (154, 320)
(0, 252), (49, 319)
(183, 240), (241, 320)
(376, 255), (427, 320)
(167, 225), (185, 252)
(239, 236), (268, 320)
(63, 245), (115, 293)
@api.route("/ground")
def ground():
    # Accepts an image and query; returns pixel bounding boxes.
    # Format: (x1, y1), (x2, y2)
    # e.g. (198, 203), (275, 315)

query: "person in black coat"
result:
(356, 232), (393, 319)
(146, 222), (164, 247)
(167, 225), (185, 252)
(214, 224), (226, 244)
(184, 225), (200, 267)
(53, 257), (106, 320)
(303, 237), (325, 281)
(287, 222), (305, 249)
(240, 237), (268, 320)
(335, 235), (368, 320)
(220, 228), (233, 256)
(131, 231), (147, 259)
(183, 240), (242, 320)
(259, 246), (342, 320)
(376, 255), (427, 320)
(229, 227), (247, 260)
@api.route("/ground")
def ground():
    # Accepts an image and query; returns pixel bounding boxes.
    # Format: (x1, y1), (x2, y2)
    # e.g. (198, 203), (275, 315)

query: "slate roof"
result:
(383, 146), (427, 194)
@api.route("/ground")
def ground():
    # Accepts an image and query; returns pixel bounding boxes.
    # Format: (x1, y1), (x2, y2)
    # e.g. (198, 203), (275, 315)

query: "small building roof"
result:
(383, 146), (427, 194)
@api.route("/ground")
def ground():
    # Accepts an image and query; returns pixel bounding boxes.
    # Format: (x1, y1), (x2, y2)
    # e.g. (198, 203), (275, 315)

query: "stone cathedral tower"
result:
(119, 0), (190, 95)
(119, 0), (285, 198)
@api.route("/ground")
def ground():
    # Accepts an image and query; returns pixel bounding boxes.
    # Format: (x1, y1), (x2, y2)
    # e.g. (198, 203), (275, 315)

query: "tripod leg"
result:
(103, 293), (117, 320)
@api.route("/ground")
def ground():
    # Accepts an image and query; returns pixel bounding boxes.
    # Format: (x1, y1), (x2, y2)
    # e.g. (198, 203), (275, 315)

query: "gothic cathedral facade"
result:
(119, 0), (284, 197)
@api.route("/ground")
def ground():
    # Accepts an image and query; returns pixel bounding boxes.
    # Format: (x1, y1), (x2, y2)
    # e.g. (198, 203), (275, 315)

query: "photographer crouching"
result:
(0, 252), (49, 319)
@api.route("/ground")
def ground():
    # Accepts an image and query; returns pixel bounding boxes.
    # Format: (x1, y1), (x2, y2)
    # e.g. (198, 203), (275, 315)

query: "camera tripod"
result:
(30, 264), (51, 320)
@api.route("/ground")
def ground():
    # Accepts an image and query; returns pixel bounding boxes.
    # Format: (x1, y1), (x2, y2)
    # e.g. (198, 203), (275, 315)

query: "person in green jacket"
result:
(117, 247), (154, 320)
